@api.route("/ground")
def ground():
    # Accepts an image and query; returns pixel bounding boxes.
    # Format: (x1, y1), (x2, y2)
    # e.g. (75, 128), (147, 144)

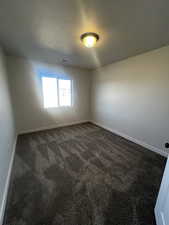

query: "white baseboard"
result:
(91, 121), (168, 158)
(19, 120), (90, 135)
(0, 136), (17, 225)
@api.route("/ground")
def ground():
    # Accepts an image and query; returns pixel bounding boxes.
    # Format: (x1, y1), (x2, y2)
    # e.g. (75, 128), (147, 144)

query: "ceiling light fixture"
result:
(80, 32), (99, 48)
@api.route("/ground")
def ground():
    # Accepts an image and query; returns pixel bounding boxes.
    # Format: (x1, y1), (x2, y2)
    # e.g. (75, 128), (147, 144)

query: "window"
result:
(42, 76), (72, 108)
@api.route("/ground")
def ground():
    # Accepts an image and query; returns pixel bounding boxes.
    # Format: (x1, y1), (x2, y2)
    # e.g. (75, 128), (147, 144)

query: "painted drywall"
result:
(0, 48), (16, 224)
(91, 45), (169, 154)
(6, 56), (91, 133)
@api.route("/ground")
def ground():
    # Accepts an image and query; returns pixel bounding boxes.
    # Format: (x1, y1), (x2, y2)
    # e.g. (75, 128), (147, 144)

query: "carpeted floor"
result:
(3, 122), (166, 225)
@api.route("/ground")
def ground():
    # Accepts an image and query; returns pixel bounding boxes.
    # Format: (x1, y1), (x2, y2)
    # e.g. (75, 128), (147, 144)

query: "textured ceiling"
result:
(0, 0), (169, 69)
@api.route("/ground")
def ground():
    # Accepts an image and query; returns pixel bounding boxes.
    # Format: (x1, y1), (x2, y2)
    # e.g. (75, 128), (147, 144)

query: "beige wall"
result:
(0, 48), (16, 224)
(6, 56), (91, 133)
(91, 46), (169, 154)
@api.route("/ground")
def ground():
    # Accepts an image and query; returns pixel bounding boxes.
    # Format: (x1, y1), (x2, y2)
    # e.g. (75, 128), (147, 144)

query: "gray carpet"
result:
(3, 122), (166, 225)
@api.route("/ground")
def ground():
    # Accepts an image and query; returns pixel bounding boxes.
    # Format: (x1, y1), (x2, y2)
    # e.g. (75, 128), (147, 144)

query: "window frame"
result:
(41, 75), (72, 109)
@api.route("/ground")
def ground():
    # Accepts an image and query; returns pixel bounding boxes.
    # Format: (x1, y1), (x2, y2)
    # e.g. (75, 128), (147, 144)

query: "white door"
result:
(155, 156), (169, 225)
